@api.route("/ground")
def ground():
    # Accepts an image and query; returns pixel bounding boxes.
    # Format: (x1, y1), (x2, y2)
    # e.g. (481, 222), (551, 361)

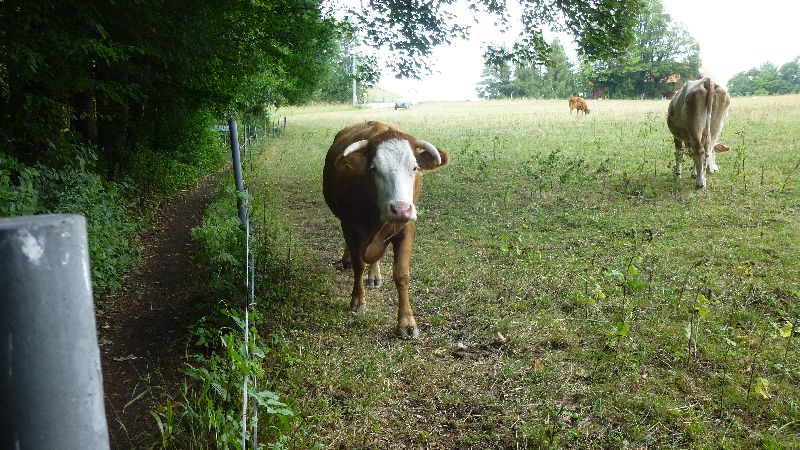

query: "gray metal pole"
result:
(0, 214), (110, 450)
(228, 118), (247, 224)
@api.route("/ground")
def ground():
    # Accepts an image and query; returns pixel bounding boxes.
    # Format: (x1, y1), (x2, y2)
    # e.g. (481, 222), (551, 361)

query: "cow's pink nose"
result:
(389, 202), (415, 221)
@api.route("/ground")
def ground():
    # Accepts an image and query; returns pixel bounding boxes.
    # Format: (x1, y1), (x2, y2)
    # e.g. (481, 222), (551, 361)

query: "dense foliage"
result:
(727, 58), (800, 96)
(0, 0), (337, 178)
(0, 150), (137, 296)
(1, 0), (337, 294)
(478, 0), (699, 100)
(580, 0), (699, 99)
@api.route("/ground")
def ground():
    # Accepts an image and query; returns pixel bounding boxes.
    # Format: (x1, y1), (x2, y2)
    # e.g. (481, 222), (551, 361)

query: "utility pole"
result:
(352, 55), (358, 106)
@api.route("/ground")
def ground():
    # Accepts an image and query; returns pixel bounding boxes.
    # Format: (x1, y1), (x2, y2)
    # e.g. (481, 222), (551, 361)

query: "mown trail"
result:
(97, 173), (220, 448)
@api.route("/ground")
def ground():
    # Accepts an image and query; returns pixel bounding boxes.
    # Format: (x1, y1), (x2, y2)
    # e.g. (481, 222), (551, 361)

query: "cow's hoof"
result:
(397, 325), (420, 339)
(340, 259), (352, 270)
(366, 277), (382, 288)
(708, 165), (719, 173)
(350, 304), (367, 313)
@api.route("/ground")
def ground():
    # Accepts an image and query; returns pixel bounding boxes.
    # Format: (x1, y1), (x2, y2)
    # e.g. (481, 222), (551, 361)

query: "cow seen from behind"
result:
(322, 121), (449, 339)
(667, 77), (731, 188)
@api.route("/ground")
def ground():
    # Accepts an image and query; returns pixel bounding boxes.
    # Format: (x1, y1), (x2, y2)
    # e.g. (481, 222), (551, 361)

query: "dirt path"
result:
(97, 172), (221, 449)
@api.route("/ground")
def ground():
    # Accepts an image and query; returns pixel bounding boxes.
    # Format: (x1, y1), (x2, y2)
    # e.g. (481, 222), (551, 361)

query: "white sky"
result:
(373, 0), (799, 101)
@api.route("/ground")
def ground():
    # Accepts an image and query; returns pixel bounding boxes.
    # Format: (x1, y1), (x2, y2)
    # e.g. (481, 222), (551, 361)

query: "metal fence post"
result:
(228, 119), (247, 224)
(0, 214), (110, 450)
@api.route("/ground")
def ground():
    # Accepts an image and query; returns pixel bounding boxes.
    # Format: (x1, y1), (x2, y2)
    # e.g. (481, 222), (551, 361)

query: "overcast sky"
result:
(374, 0), (799, 101)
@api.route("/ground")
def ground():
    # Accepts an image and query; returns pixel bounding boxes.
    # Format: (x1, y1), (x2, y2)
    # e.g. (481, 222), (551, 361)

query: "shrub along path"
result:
(97, 172), (221, 448)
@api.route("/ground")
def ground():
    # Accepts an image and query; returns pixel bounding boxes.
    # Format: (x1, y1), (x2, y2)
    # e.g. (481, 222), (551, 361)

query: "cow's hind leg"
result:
(692, 147), (707, 189)
(673, 137), (685, 176)
(343, 228), (366, 313)
(340, 244), (352, 270)
(339, 224), (352, 269)
(366, 261), (382, 287)
(707, 147), (719, 173)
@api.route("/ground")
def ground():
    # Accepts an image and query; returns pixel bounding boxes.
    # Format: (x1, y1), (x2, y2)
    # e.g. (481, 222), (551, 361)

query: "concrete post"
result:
(0, 214), (110, 450)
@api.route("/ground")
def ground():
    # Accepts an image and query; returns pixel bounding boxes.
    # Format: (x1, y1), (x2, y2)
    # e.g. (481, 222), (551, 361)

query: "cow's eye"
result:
(369, 165), (377, 172)
(412, 166), (419, 172)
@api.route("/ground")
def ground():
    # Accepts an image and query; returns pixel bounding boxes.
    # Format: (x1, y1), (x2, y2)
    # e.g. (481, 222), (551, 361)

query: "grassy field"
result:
(247, 96), (800, 448)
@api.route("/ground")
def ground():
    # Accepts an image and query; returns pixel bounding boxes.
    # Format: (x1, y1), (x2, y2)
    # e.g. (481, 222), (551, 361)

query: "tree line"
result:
(478, 0), (700, 100)
(727, 58), (800, 96)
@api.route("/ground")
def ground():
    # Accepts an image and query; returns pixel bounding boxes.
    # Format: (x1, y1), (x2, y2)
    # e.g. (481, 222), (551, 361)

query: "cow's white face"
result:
(371, 139), (419, 222)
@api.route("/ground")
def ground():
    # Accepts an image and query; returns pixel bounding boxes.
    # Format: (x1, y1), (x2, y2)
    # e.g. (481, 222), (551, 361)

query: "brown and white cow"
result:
(667, 77), (731, 188)
(569, 96), (590, 115)
(322, 121), (449, 339)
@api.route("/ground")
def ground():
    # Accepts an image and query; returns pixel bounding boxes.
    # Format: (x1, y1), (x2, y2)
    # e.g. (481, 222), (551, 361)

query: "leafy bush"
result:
(1, 150), (138, 296)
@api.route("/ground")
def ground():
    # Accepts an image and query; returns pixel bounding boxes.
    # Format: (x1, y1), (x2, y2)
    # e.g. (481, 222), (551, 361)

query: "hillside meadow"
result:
(247, 96), (800, 448)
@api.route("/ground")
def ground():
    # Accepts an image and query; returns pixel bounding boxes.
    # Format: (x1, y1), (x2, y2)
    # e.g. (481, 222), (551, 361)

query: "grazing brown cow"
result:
(568, 96), (590, 115)
(667, 77), (731, 188)
(322, 121), (449, 339)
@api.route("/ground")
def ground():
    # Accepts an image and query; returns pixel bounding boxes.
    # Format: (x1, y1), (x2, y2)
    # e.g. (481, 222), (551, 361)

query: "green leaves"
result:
(251, 390), (294, 417)
(580, 0), (701, 99)
(694, 294), (709, 320)
(755, 377), (771, 400)
(777, 321), (794, 339)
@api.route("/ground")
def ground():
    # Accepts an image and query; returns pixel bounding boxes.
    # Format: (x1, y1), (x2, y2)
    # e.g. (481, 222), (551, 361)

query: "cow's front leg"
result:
(392, 227), (418, 339)
(350, 258), (367, 313)
(366, 261), (382, 287)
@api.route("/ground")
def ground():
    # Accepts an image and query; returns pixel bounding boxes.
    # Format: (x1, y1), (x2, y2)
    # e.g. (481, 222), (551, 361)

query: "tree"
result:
(727, 70), (758, 96)
(350, 0), (644, 77)
(313, 33), (382, 103)
(581, 0), (700, 98)
(514, 64), (547, 98)
(542, 39), (575, 98)
(728, 57), (800, 96)
(779, 57), (800, 94)
(477, 57), (515, 99)
(477, 38), (576, 99)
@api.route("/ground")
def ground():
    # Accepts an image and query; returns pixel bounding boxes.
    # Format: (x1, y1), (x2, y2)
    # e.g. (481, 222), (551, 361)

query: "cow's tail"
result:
(703, 77), (714, 149)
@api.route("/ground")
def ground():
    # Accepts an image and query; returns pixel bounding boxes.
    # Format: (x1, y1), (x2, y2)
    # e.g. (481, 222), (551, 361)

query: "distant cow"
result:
(322, 121), (449, 339)
(569, 96), (590, 115)
(667, 77), (731, 188)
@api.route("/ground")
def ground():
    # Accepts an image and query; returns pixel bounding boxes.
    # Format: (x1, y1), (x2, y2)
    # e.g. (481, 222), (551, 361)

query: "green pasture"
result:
(248, 96), (800, 448)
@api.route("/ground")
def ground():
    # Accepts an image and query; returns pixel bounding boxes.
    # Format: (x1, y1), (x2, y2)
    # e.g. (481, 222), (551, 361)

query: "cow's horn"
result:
(416, 140), (441, 165)
(343, 140), (369, 157)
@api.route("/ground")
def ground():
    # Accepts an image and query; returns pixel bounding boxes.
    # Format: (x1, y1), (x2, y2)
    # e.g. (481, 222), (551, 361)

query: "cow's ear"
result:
(335, 140), (369, 172)
(415, 140), (449, 172)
